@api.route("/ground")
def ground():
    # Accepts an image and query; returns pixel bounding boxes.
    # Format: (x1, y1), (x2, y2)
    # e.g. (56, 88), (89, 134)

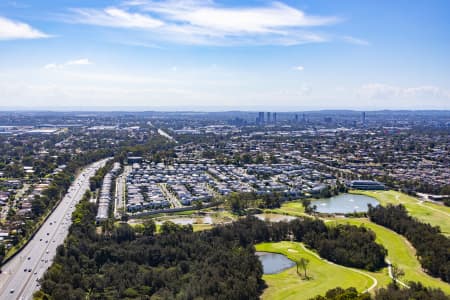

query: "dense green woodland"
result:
(311, 283), (449, 300)
(36, 194), (388, 299)
(368, 204), (450, 282)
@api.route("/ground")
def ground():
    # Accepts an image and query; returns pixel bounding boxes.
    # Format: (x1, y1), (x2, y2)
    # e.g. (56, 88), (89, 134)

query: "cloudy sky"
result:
(0, 0), (449, 110)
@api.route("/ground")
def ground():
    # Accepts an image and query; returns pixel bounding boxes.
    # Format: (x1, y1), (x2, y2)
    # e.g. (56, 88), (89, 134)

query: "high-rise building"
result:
(273, 112), (277, 124)
(267, 112), (271, 124)
(361, 112), (366, 125)
(294, 114), (298, 123)
(258, 112), (265, 125)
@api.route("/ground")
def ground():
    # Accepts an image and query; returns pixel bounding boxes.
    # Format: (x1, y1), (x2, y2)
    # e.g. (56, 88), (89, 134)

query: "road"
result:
(0, 158), (110, 299)
(159, 184), (182, 208)
(114, 165), (131, 218)
(1, 184), (29, 222)
(157, 129), (177, 143)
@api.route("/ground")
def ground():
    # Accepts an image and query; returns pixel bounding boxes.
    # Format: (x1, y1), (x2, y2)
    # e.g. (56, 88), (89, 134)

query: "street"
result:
(0, 158), (110, 300)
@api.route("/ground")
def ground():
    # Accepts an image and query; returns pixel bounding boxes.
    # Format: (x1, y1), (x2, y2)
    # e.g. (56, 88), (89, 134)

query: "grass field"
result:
(350, 190), (450, 236)
(255, 241), (375, 300)
(328, 218), (450, 294)
(266, 201), (307, 217)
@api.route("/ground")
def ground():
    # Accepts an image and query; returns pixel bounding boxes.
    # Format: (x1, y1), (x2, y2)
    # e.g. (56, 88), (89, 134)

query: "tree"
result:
(193, 200), (203, 210)
(31, 197), (46, 218)
(297, 257), (310, 279)
(302, 199), (317, 215)
(391, 263), (405, 286)
(143, 219), (156, 236)
(301, 199), (311, 211)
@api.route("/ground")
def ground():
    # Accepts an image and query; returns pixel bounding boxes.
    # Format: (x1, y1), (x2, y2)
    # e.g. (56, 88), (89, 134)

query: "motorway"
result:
(0, 158), (110, 299)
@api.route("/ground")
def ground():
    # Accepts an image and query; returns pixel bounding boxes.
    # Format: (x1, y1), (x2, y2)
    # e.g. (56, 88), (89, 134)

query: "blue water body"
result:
(257, 252), (296, 274)
(313, 193), (379, 214)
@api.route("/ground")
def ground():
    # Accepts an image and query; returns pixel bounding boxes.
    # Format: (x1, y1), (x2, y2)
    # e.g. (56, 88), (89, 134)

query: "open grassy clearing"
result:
(266, 201), (307, 217)
(328, 218), (450, 294)
(350, 190), (450, 236)
(255, 241), (375, 300)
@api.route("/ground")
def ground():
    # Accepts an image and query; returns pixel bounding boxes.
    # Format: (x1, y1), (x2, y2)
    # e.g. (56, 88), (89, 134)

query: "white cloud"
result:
(43, 58), (93, 69)
(68, 1), (339, 46)
(293, 65), (304, 71)
(342, 36), (369, 46)
(137, 1), (337, 33)
(43, 63), (59, 70)
(358, 83), (450, 100)
(66, 58), (92, 65)
(0, 16), (50, 40)
(70, 7), (164, 29)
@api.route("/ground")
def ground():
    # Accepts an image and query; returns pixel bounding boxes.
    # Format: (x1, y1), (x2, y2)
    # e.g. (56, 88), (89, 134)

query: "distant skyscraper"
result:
(294, 114), (298, 123)
(258, 112), (265, 124)
(273, 112), (277, 124)
(361, 112), (366, 125)
(302, 113), (306, 123)
(267, 112), (271, 124)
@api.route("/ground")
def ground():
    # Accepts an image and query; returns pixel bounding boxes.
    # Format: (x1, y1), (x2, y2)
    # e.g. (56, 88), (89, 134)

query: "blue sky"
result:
(0, 0), (449, 110)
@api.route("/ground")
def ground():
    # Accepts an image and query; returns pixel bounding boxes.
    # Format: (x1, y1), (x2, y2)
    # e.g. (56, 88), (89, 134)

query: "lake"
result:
(313, 193), (379, 214)
(256, 252), (296, 274)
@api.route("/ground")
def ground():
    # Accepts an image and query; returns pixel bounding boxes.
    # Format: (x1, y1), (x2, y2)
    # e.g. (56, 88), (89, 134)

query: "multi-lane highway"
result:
(0, 158), (110, 299)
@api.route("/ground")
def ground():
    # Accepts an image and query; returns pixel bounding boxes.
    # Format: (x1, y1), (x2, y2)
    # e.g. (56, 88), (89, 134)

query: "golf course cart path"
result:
(300, 244), (378, 293)
(395, 193), (450, 217)
(418, 200), (450, 217)
(385, 258), (410, 289)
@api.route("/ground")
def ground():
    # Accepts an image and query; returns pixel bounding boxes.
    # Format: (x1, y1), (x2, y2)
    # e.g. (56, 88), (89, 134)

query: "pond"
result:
(313, 193), (379, 214)
(256, 252), (296, 274)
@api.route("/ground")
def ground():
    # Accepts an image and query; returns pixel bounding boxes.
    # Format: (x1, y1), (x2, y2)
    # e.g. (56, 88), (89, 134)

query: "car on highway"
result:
(10, 289), (14, 294)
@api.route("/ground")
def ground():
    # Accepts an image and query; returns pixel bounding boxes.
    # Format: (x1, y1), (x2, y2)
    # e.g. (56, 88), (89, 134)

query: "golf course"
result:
(255, 241), (377, 300)
(350, 190), (450, 236)
(330, 218), (450, 294)
(255, 191), (450, 298)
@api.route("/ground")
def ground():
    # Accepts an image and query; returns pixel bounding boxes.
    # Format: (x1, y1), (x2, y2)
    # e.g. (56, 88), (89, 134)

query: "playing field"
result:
(350, 190), (450, 236)
(255, 241), (376, 300)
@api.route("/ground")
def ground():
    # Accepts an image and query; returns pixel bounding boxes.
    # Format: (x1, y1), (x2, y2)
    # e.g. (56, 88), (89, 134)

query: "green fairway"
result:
(350, 190), (450, 236)
(255, 241), (375, 300)
(329, 218), (450, 294)
(266, 201), (307, 217)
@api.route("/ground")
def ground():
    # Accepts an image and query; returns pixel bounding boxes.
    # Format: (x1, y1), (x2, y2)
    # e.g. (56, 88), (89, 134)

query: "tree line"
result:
(310, 282), (449, 300)
(36, 199), (388, 299)
(368, 204), (450, 283)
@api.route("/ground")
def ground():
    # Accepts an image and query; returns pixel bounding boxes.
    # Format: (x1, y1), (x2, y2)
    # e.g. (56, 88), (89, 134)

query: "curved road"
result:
(0, 158), (110, 299)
